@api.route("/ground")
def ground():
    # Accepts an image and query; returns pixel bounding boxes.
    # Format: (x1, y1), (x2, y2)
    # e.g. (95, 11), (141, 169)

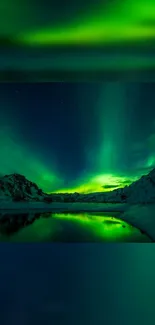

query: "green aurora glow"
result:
(1, 81), (155, 194)
(1, 1), (155, 76)
(0, 123), (141, 194)
(14, 0), (155, 46)
(0, 127), (62, 193)
(0, 126), (141, 193)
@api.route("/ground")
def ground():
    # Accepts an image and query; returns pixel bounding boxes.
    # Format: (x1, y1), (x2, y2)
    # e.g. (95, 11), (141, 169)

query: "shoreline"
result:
(0, 202), (128, 212)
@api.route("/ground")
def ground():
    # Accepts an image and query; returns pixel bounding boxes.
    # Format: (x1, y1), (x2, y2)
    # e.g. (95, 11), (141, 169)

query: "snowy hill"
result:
(105, 168), (155, 204)
(74, 168), (155, 204)
(0, 174), (46, 202)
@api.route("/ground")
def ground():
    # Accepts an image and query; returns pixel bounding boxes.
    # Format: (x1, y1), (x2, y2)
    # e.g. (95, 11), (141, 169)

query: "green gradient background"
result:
(0, 2), (154, 323)
(0, 244), (154, 324)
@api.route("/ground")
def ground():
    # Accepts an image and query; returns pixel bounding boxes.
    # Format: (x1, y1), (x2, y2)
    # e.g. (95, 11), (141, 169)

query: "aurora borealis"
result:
(1, 0), (155, 45)
(15, 0), (155, 46)
(0, 82), (155, 194)
(1, 0), (155, 80)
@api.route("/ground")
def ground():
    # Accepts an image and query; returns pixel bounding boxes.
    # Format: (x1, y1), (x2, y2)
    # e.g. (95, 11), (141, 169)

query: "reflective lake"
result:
(0, 211), (151, 242)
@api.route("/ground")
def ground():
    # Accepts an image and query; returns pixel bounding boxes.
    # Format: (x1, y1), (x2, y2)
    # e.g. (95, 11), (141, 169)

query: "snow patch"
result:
(120, 204), (155, 241)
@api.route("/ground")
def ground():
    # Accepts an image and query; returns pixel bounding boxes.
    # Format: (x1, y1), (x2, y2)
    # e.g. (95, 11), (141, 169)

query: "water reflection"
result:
(0, 211), (151, 242)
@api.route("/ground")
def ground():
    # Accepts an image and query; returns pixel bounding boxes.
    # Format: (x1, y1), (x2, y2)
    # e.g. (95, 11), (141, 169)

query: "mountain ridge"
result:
(0, 168), (155, 204)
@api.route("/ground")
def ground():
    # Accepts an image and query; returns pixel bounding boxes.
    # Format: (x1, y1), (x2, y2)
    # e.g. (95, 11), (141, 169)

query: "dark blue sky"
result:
(0, 82), (155, 192)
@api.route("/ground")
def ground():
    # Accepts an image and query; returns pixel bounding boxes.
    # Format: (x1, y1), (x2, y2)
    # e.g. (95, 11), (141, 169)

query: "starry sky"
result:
(0, 82), (155, 193)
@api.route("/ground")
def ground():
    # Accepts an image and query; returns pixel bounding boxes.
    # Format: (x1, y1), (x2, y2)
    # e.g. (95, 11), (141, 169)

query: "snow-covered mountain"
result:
(0, 174), (46, 202)
(1, 168), (155, 204)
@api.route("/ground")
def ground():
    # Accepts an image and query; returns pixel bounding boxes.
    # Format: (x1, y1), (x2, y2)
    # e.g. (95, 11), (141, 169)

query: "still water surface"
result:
(0, 211), (151, 242)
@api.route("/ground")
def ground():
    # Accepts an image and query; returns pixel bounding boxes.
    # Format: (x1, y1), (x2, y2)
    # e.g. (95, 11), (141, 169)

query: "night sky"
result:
(0, 82), (155, 193)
